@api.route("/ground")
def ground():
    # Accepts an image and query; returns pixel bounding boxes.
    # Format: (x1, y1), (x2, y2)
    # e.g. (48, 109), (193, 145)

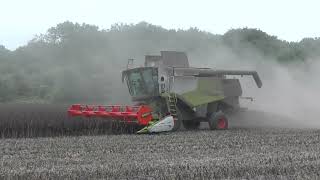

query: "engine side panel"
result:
(173, 77), (225, 108)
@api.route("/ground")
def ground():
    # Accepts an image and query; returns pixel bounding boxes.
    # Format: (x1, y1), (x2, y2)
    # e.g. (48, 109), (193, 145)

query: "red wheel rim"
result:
(217, 118), (226, 129)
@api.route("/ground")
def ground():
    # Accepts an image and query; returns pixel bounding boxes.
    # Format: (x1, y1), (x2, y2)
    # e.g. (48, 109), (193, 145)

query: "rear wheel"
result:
(208, 112), (228, 130)
(183, 120), (200, 130)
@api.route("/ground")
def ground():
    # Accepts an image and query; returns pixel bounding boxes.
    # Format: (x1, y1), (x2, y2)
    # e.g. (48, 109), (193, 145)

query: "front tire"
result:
(208, 111), (229, 130)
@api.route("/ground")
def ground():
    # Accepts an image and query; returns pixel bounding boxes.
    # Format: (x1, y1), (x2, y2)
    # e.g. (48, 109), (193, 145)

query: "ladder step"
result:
(167, 93), (178, 118)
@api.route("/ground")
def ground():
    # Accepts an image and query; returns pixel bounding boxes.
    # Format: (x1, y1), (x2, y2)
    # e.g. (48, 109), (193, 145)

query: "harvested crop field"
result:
(1, 128), (320, 179)
(1, 104), (320, 179)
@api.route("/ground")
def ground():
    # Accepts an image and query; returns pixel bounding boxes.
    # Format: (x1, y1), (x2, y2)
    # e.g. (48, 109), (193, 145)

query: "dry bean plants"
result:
(0, 104), (122, 138)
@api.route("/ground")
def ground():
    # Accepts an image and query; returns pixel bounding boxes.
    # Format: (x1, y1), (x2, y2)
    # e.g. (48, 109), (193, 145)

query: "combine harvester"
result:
(68, 51), (262, 133)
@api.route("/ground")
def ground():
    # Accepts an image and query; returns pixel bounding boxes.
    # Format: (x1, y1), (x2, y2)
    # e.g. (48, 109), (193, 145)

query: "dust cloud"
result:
(194, 46), (320, 128)
(245, 59), (320, 126)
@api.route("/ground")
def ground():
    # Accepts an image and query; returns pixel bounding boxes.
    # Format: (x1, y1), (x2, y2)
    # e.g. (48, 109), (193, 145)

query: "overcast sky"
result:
(1, 0), (319, 50)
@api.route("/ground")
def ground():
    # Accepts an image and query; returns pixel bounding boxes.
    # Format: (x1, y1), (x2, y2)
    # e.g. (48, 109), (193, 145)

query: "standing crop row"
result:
(0, 104), (131, 138)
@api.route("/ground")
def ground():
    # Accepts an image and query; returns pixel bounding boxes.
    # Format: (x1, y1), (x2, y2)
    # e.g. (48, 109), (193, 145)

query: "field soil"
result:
(1, 105), (320, 179)
(1, 127), (320, 179)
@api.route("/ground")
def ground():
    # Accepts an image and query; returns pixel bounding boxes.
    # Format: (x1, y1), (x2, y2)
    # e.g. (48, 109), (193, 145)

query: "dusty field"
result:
(1, 128), (320, 179)
(1, 104), (320, 179)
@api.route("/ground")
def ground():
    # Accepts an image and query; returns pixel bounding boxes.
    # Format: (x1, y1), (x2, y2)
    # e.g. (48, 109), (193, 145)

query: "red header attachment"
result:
(67, 104), (153, 126)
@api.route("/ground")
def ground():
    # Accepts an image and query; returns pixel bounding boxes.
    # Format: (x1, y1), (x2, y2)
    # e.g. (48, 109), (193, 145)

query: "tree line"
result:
(0, 21), (319, 103)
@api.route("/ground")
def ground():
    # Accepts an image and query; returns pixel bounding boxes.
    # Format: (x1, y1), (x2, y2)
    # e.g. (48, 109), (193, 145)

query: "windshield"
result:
(124, 68), (159, 97)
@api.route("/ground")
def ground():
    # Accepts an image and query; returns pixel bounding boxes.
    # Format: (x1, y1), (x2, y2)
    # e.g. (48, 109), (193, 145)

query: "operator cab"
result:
(122, 67), (159, 98)
(122, 51), (189, 100)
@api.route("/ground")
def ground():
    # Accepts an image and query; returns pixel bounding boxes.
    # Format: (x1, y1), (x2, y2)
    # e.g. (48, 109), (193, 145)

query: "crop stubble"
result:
(1, 128), (320, 179)
(1, 104), (320, 179)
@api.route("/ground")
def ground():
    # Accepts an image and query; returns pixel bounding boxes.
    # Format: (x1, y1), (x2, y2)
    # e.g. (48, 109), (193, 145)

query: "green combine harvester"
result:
(68, 51), (262, 133)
